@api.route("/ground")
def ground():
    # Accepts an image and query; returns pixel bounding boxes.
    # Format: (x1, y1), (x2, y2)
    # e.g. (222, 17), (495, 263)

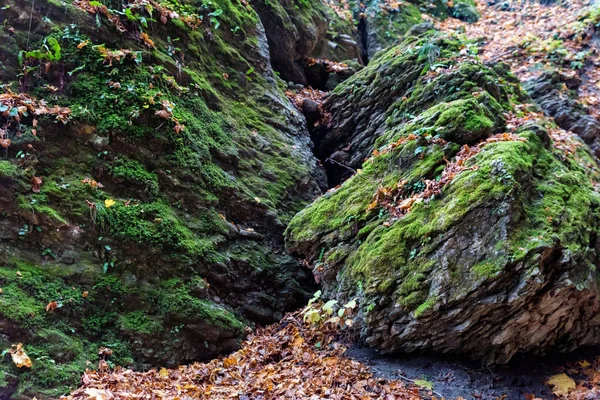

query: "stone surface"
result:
(287, 33), (600, 365)
(525, 72), (600, 157)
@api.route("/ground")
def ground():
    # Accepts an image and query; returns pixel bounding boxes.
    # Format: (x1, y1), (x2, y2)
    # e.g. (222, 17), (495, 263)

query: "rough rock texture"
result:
(449, 0), (481, 23)
(525, 72), (600, 157)
(287, 33), (600, 365)
(0, 0), (330, 397)
(356, 0), (479, 61)
(252, 0), (360, 84)
(313, 33), (513, 185)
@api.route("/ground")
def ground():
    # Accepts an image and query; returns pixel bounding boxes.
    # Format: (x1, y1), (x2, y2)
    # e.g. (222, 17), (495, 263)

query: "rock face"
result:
(313, 33), (511, 185)
(0, 0), (332, 396)
(525, 72), (600, 157)
(252, 0), (360, 84)
(287, 33), (600, 365)
(356, 0), (479, 61)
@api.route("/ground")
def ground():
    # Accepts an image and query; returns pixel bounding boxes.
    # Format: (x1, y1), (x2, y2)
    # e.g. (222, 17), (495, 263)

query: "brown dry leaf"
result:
(140, 32), (155, 48)
(31, 176), (43, 193)
(8, 343), (32, 368)
(46, 301), (58, 312)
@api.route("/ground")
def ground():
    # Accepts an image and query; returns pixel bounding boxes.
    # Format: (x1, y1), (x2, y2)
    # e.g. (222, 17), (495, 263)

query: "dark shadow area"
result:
(347, 345), (600, 399)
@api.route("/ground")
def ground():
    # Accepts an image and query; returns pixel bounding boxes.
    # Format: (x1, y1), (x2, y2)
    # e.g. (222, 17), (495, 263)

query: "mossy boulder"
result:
(286, 33), (600, 365)
(355, 0), (479, 61)
(450, 0), (481, 23)
(313, 32), (521, 185)
(358, 1), (424, 59)
(0, 0), (324, 396)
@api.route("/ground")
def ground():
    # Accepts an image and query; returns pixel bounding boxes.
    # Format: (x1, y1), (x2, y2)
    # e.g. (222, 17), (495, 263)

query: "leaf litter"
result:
(63, 308), (424, 399)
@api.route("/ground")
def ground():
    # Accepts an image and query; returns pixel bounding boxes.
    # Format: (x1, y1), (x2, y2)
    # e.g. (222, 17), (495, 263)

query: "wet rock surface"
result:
(347, 346), (600, 399)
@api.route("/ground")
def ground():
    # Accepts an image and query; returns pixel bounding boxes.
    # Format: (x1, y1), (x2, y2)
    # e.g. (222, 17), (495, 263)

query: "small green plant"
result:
(301, 290), (357, 329)
(20, 37), (62, 64)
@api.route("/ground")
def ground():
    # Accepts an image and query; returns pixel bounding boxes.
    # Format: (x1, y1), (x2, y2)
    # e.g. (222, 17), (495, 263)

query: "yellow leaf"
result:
(578, 360), (591, 368)
(159, 368), (169, 378)
(9, 343), (32, 368)
(414, 379), (433, 390)
(104, 199), (116, 208)
(547, 373), (576, 396)
(292, 332), (304, 348)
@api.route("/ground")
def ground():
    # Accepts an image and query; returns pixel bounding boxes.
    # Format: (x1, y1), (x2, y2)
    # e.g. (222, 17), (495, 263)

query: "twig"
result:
(325, 157), (357, 175)
(26, 0), (35, 51)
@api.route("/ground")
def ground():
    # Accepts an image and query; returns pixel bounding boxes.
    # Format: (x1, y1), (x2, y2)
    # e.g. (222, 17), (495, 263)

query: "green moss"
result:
(413, 297), (435, 318)
(155, 279), (244, 331)
(102, 201), (225, 260)
(368, 2), (423, 53)
(0, 160), (19, 178)
(109, 157), (159, 196)
(118, 311), (162, 335)
(471, 260), (504, 279)
(450, 0), (481, 22)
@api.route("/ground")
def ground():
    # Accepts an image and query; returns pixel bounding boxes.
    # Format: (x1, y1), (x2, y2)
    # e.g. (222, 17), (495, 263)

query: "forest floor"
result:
(60, 1), (600, 399)
(436, 0), (600, 118)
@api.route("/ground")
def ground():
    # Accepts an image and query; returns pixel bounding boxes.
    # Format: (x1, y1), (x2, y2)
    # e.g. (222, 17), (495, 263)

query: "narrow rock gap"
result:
(357, 16), (370, 65)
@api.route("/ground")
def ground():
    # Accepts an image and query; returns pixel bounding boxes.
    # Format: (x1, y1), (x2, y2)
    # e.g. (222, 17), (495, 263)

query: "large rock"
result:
(525, 72), (600, 158)
(286, 33), (600, 365)
(0, 0), (323, 396)
(252, 0), (360, 84)
(313, 33), (515, 185)
(355, 0), (479, 61)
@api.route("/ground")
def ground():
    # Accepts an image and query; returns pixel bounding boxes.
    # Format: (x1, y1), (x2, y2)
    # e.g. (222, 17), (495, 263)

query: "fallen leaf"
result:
(547, 373), (576, 396)
(46, 301), (58, 312)
(8, 343), (32, 368)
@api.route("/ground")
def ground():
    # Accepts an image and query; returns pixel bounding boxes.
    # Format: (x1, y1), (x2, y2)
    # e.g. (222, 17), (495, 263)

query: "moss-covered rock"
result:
(450, 0), (481, 23)
(313, 32), (522, 185)
(252, 0), (360, 84)
(286, 33), (600, 365)
(0, 0), (324, 396)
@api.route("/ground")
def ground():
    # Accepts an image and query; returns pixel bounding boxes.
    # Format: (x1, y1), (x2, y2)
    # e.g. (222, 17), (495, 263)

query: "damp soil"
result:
(346, 346), (600, 399)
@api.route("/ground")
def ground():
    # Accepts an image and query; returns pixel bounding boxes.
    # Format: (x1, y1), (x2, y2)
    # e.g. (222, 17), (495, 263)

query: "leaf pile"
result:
(0, 89), (72, 149)
(305, 57), (350, 73)
(286, 87), (332, 127)
(63, 308), (422, 399)
(541, 357), (600, 399)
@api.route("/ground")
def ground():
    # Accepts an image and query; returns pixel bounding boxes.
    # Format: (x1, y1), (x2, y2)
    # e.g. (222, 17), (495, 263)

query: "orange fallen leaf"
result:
(8, 343), (32, 368)
(46, 301), (58, 312)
